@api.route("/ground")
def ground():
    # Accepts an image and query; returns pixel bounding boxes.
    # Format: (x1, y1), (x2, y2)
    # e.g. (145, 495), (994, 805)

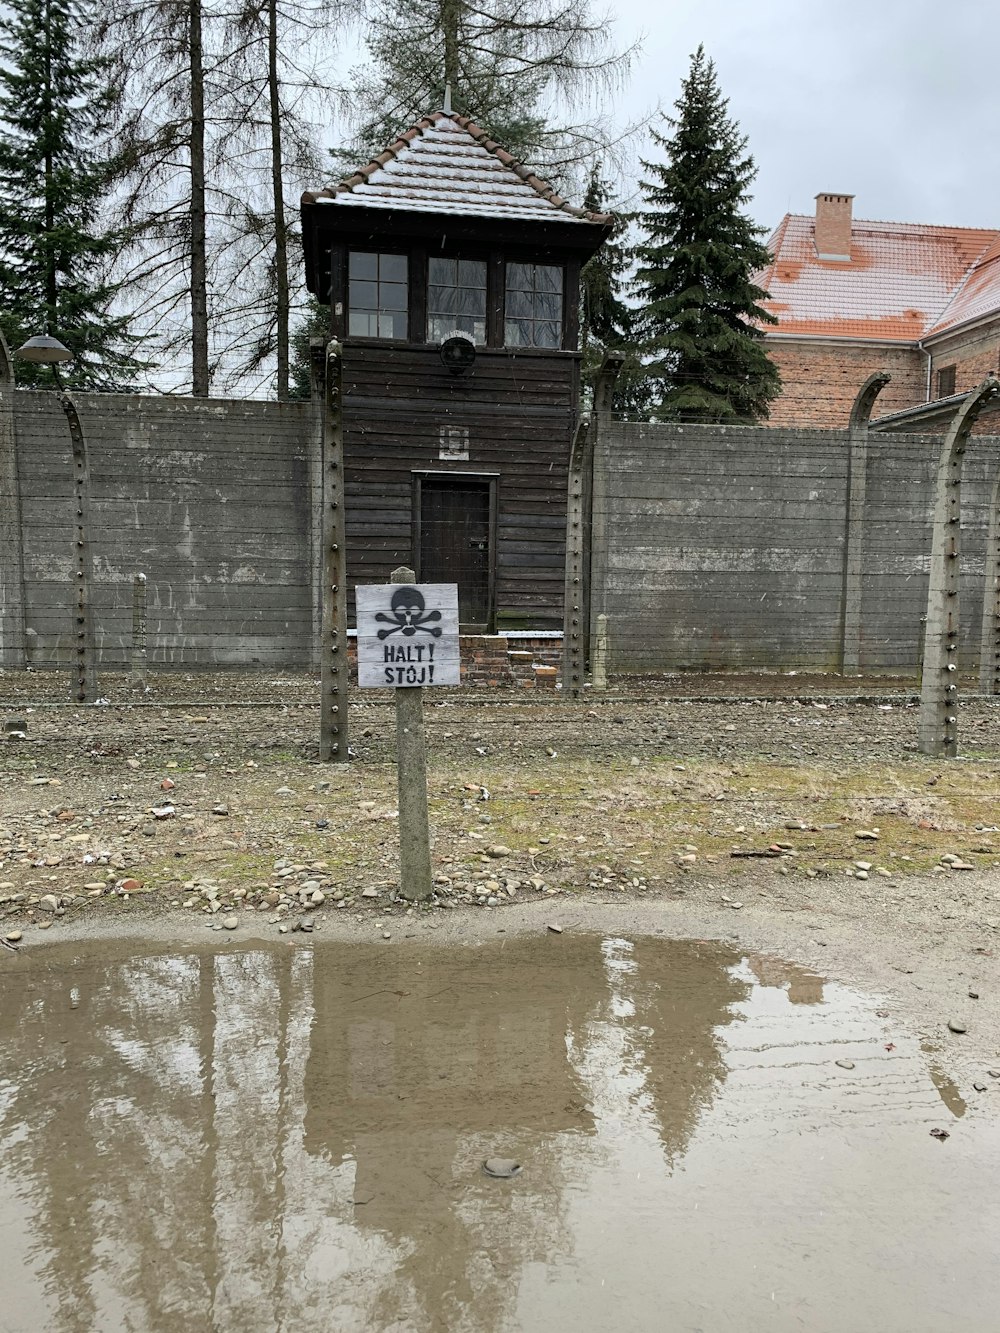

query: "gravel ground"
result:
(2, 669), (999, 1086)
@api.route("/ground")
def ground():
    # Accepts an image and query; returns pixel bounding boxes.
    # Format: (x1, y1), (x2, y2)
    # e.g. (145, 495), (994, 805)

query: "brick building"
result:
(757, 193), (1000, 427)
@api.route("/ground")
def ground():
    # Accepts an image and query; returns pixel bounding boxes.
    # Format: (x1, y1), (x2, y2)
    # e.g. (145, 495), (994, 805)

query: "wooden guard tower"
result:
(301, 110), (610, 633)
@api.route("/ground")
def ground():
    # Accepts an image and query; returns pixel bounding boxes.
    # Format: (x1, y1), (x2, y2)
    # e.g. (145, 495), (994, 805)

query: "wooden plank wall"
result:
(342, 343), (578, 629)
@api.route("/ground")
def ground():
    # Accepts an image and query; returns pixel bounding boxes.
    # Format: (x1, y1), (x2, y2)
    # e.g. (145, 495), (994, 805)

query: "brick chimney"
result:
(814, 193), (853, 261)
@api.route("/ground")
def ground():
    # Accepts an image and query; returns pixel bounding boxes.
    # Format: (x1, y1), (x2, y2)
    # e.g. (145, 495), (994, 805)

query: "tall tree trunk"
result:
(43, 0), (56, 330)
(190, 0), (210, 396)
(267, 0), (289, 400)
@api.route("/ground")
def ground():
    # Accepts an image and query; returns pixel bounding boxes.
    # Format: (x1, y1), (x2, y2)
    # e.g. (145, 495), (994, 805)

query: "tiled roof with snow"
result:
(758, 214), (1000, 342)
(925, 234), (1000, 336)
(303, 112), (610, 226)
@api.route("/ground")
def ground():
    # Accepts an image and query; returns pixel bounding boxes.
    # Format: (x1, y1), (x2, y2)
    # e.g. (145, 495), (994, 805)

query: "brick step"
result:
(346, 634), (562, 686)
(507, 646), (560, 688)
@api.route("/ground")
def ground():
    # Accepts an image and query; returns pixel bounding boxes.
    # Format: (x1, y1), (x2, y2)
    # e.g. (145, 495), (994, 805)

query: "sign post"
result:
(356, 569), (460, 900)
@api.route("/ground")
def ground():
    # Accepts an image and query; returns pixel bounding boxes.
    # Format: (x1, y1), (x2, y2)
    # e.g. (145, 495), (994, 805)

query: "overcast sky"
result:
(601, 0), (996, 234)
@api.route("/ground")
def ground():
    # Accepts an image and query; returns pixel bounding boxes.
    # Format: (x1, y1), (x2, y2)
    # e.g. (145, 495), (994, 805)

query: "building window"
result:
(504, 262), (563, 348)
(937, 365), (956, 398)
(428, 258), (487, 344)
(348, 251), (408, 339)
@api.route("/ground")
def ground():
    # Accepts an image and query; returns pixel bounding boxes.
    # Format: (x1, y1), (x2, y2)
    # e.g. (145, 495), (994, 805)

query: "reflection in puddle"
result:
(921, 1041), (969, 1118)
(0, 935), (997, 1333)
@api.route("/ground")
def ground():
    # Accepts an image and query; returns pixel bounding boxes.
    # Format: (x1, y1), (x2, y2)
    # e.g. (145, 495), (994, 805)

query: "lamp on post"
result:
(15, 334), (99, 703)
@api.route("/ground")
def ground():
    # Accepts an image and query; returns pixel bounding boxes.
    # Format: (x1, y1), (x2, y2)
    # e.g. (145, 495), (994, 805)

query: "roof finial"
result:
(443, 82), (452, 115)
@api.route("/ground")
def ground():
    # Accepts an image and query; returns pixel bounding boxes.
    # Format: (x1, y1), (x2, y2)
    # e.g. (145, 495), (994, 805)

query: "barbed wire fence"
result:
(582, 416), (1000, 683)
(4, 389), (1000, 705)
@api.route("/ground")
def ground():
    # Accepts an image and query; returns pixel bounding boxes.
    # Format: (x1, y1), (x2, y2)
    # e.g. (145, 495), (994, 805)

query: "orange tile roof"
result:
(925, 234), (1000, 336)
(758, 214), (1000, 342)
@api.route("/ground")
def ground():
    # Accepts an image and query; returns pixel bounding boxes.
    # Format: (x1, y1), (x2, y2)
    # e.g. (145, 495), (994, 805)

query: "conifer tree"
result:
(0, 0), (141, 389)
(633, 45), (779, 422)
(580, 166), (629, 369)
(579, 163), (650, 414)
(91, 0), (217, 395)
(94, 0), (339, 397)
(339, 0), (635, 177)
(203, 0), (338, 398)
(287, 297), (328, 399)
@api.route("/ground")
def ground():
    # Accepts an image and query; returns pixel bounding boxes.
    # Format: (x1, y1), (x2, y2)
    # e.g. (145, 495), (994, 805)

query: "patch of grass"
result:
(453, 752), (1000, 883)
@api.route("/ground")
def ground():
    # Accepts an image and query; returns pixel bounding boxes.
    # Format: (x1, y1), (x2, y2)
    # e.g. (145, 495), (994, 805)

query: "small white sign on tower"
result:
(356, 582), (461, 687)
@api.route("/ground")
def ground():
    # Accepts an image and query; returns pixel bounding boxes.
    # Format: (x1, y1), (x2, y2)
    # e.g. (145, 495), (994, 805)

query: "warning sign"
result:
(355, 583), (460, 688)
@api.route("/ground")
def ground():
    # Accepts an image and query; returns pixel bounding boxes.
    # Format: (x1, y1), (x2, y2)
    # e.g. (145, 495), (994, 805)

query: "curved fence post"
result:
(60, 393), (99, 703)
(569, 353), (623, 695)
(980, 465), (1000, 694)
(319, 340), (348, 762)
(562, 412), (591, 696)
(918, 376), (1000, 756)
(842, 372), (890, 674)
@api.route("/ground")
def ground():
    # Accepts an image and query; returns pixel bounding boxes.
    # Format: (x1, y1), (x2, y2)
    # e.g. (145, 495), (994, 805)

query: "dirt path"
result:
(2, 673), (999, 1083)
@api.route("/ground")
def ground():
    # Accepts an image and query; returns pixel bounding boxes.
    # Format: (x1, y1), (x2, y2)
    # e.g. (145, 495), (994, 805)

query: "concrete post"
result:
(130, 573), (147, 687)
(561, 414), (591, 695)
(61, 393), (99, 704)
(919, 377), (1000, 756)
(391, 565), (433, 901)
(592, 613), (608, 690)
(979, 468), (1000, 694)
(308, 338), (325, 673)
(319, 341), (349, 763)
(584, 353), (623, 686)
(0, 331), (26, 670)
(841, 372), (890, 674)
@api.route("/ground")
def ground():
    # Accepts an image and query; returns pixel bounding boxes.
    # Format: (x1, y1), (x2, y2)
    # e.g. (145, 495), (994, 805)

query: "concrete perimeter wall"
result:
(4, 392), (1000, 678)
(5, 391), (316, 670)
(592, 419), (1000, 676)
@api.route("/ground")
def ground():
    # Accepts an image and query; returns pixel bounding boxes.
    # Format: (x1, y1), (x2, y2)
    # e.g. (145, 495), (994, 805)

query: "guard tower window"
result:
(504, 262), (563, 348)
(937, 364), (956, 398)
(428, 258), (487, 344)
(348, 251), (408, 338)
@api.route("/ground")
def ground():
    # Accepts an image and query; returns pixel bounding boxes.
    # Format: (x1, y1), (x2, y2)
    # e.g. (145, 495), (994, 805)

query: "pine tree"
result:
(287, 297), (329, 400)
(578, 163), (651, 414)
(580, 166), (630, 368)
(339, 0), (635, 177)
(0, 0), (141, 389)
(633, 45), (780, 423)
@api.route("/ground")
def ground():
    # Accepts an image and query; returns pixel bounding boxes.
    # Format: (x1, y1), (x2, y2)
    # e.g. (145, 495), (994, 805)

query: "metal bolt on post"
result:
(61, 393), (98, 704)
(918, 377), (1000, 756)
(319, 340), (349, 762)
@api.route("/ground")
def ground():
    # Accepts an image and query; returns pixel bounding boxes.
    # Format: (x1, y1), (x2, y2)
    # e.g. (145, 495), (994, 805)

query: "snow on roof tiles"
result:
(759, 214), (1000, 342)
(303, 112), (610, 227)
(925, 234), (1000, 336)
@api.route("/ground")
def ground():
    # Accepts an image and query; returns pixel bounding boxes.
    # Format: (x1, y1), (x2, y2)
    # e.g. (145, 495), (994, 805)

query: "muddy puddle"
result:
(1, 934), (997, 1332)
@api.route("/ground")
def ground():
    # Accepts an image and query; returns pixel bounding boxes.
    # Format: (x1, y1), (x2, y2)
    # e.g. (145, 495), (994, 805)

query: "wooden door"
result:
(418, 477), (494, 630)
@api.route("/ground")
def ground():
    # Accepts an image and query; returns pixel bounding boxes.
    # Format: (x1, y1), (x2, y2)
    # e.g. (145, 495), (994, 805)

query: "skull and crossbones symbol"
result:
(375, 587), (443, 639)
